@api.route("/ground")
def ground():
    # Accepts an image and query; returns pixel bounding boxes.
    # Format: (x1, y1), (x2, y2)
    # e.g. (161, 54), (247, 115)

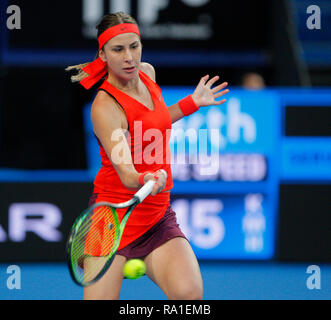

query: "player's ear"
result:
(99, 48), (107, 62)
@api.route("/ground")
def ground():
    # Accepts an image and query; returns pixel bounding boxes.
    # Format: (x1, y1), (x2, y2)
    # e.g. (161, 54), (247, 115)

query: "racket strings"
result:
(70, 205), (118, 284)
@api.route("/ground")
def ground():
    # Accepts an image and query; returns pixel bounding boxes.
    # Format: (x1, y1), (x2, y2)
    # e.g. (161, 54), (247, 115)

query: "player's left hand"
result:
(192, 75), (229, 108)
(144, 169), (167, 196)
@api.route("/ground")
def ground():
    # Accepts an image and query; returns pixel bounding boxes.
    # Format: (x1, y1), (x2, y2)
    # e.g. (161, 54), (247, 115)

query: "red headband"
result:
(98, 23), (140, 49)
(80, 23), (140, 90)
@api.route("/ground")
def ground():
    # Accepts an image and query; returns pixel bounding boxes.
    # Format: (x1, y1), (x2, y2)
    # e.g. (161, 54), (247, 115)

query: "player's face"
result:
(101, 33), (142, 81)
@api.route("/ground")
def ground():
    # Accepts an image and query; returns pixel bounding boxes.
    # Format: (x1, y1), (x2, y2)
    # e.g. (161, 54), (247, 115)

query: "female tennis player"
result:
(67, 12), (229, 300)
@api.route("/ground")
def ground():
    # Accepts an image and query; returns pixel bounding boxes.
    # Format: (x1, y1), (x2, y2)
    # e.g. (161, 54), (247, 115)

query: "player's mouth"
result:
(123, 66), (136, 73)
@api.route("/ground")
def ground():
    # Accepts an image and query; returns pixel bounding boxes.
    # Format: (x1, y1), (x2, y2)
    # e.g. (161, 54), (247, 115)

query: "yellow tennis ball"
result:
(123, 259), (146, 280)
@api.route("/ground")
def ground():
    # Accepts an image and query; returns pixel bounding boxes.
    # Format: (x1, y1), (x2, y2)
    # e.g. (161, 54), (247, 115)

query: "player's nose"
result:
(123, 48), (133, 62)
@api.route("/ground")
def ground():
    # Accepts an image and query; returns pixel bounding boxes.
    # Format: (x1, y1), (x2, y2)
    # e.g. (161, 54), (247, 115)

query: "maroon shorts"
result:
(88, 193), (187, 259)
(117, 205), (187, 259)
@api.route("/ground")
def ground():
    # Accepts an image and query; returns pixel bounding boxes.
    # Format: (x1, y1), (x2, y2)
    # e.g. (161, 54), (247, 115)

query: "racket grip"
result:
(134, 179), (155, 203)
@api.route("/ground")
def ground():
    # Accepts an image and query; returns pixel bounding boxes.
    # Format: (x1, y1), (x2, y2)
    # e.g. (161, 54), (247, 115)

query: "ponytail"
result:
(65, 62), (91, 83)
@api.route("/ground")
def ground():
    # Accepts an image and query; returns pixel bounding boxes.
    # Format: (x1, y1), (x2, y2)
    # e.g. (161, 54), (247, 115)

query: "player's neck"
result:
(107, 72), (140, 94)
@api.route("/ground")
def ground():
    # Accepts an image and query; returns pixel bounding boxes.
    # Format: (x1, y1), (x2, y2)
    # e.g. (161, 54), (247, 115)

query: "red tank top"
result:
(92, 70), (173, 249)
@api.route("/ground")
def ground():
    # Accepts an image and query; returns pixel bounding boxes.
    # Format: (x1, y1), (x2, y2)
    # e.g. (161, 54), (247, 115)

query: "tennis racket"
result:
(66, 179), (155, 287)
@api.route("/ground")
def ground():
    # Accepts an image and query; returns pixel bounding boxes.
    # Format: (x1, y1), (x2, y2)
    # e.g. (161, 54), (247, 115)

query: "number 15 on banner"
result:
(173, 199), (225, 250)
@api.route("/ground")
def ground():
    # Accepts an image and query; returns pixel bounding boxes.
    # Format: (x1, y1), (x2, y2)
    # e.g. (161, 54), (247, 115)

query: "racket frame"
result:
(66, 180), (155, 286)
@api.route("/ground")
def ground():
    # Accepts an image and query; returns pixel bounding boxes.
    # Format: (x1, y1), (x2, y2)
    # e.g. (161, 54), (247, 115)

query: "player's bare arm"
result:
(91, 92), (141, 189)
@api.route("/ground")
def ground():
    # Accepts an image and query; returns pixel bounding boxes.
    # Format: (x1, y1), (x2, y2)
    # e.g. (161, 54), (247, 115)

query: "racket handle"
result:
(134, 179), (155, 203)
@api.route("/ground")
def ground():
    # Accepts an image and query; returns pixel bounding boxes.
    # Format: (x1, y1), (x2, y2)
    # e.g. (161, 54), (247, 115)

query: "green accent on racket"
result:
(66, 180), (155, 286)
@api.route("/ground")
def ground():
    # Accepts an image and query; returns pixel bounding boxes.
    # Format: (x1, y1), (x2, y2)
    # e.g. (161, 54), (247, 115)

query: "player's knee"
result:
(84, 292), (120, 300)
(83, 288), (120, 300)
(169, 283), (203, 300)
(186, 286), (203, 300)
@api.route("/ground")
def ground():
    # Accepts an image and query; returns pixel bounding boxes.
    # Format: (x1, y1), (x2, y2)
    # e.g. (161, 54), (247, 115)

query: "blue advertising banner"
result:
(280, 137), (331, 181)
(278, 89), (331, 182)
(172, 194), (274, 260)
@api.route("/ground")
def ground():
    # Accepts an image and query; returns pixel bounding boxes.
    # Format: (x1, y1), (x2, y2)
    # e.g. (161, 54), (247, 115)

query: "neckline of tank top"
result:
(101, 70), (157, 112)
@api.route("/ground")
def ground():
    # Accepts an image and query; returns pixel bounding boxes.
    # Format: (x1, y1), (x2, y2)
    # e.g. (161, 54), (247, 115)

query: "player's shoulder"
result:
(91, 90), (122, 119)
(93, 90), (116, 109)
(140, 62), (156, 82)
